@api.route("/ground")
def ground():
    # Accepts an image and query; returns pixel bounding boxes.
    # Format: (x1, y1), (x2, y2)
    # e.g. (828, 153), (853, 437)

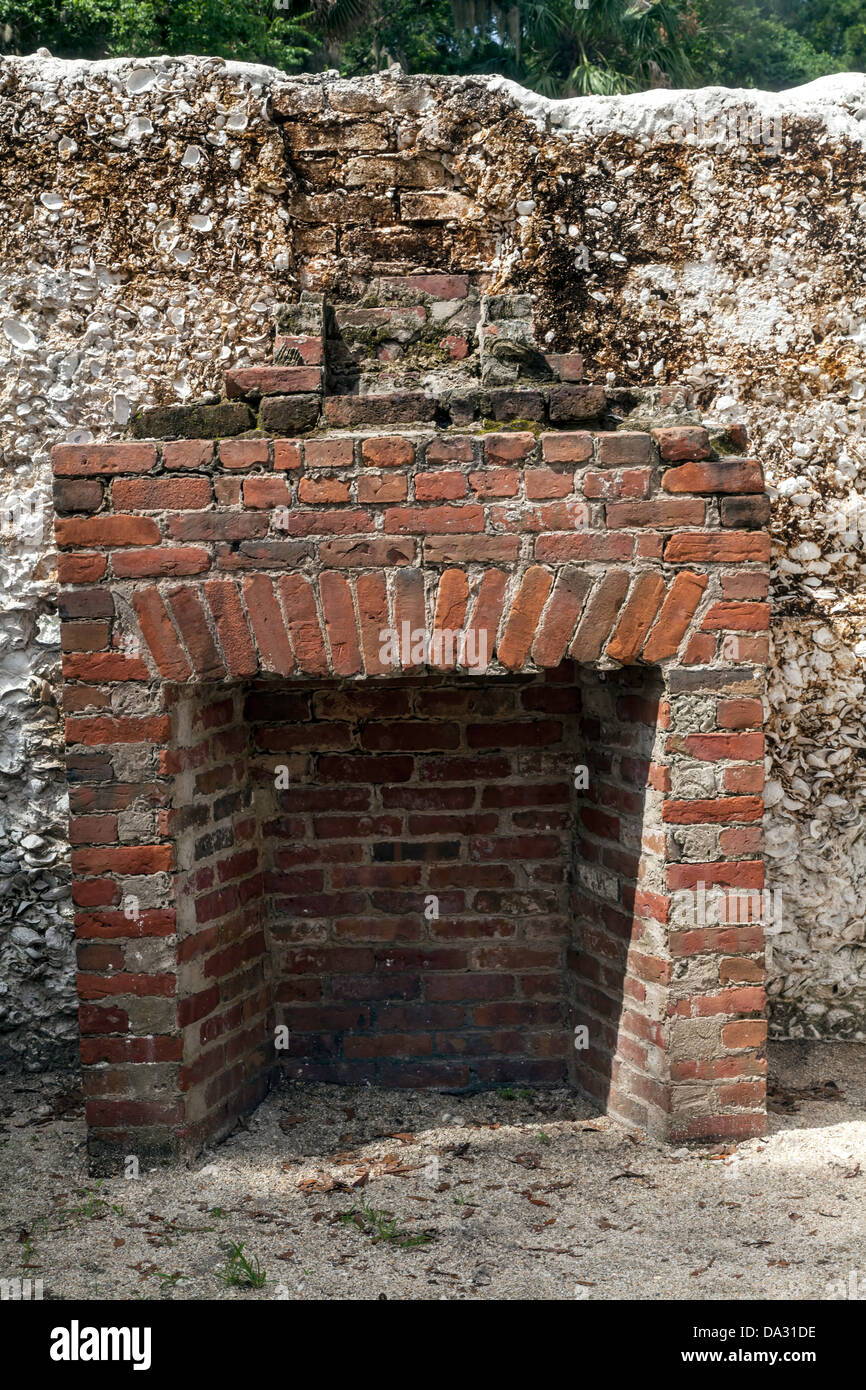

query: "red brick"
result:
(606, 572), (665, 663)
(584, 468), (651, 499)
(272, 508), (371, 537)
(719, 956), (765, 984)
(168, 513), (266, 542)
(66, 714), (170, 746)
(525, 467), (573, 499)
(225, 365), (322, 396)
(320, 572), (362, 675)
(426, 438), (474, 464)
(299, 476), (350, 503)
(721, 1020), (767, 1048)
(113, 477), (212, 510)
(52, 443), (157, 476)
(498, 567), (553, 670)
(720, 826), (763, 855)
(382, 273), (468, 299)
(652, 427), (711, 460)
(279, 574), (329, 676)
(131, 588), (192, 681)
(78, 1002), (129, 1034)
(683, 632), (716, 664)
(357, 473), (407, 503)
(462, 569), (507, 672)
(569, 570), (630, 661)
(244, 477), (291, 508)
(642, 571), (708, 663)
(163, 440), (214, 470)
(273, 440), (303, 471)
(388, 569), (425, 672)
(532, 566), (591, 668)
(662, 796), (763, 824)
(70, 814), (118, 846)
(667, 861), (764, 891)
(114, 547), (210, 578)
(63, 652), (149, 681)
(81, 1036), (182, 1064)
(544, 352), (584, 381)
(360, 437), (412, 468)
(665, 532), (770, 564)
(721, 572), (769, 600)
(662, 459), (763, 493)
(469, 468), (519, 498)
(536, 528), (635, 562)
(219, 439), (269, 470)
(415, 471), (466, 501)
(72, 880), (120, 908)
(319, 537), (414, 567)
(60, 619), (108, 653)
(722, 635), (770, 663)
(606, 499), (705, 529)
(75, 909), (176, 939)
(385, 505), (483, 534)
(483, 432), (534, 462)
(702, 602), (770, 632)
(204, 581), (259, 678)
(166, 585), (225, 680)
(72, 845), (173, 875)
(674, 732), (764, 761)
(540, 432), (592, 463)
(356, 572), (389, 676)
(432, 568), (469, 669)
(423, 536), (520, 564)
(717, 698), (763, 729)
(58, 554), (107, 584)
(56, 515), (160, 548)
(724, 765), (764, 794)
(86, 1099), (182, 1127)
(243, 574), (294, 676)
(596, 432), (653, 465)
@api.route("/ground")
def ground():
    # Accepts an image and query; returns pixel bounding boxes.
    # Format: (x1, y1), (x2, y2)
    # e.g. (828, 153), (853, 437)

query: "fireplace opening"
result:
(167, 660), (665, 1150)
(57, 392), (770, 1169)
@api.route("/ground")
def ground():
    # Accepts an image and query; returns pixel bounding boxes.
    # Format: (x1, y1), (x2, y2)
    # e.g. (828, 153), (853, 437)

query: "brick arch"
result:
(124, 563), (709, 686)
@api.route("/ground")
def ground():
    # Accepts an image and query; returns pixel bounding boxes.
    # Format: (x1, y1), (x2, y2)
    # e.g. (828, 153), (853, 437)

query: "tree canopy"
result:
(0, 0), (854, 95)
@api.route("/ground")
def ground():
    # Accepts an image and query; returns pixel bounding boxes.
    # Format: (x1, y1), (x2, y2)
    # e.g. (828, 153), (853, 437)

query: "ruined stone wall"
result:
(1, 52), (864, 1064)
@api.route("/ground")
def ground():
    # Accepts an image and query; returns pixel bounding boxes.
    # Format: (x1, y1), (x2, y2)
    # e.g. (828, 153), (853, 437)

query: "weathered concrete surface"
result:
(1, 54), (866, 1061)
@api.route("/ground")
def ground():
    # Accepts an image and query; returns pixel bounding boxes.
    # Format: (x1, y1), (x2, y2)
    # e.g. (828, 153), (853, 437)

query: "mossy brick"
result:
(131, 402), (254, 440)
(259, 394), (322, 433)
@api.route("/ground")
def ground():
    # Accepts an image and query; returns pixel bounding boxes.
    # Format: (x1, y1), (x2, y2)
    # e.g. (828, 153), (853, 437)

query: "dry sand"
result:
(0, 1042), (863, 1301)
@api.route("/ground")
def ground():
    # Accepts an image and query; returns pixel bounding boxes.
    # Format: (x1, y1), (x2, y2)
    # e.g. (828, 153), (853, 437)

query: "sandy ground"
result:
(0, 1042), (863, 1302)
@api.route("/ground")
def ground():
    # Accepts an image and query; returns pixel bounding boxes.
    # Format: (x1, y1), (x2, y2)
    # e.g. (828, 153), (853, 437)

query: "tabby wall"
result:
(1, 53), (865, 1064)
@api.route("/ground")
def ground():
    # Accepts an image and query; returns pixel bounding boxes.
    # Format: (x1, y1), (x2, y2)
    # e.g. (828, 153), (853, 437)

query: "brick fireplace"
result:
(53, 289), (770, 1171)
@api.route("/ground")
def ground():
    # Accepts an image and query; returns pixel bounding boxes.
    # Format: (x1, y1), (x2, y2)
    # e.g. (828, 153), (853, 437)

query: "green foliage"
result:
(774, 0), (866, 70)
(340, 1198), (434, 1247)
(687, 0), (836, 88)
(219, 1241), (267, 1288)
(0, 0), (314, 68)
(337, 0), (694, 94)
(0, 0), (857, 95)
